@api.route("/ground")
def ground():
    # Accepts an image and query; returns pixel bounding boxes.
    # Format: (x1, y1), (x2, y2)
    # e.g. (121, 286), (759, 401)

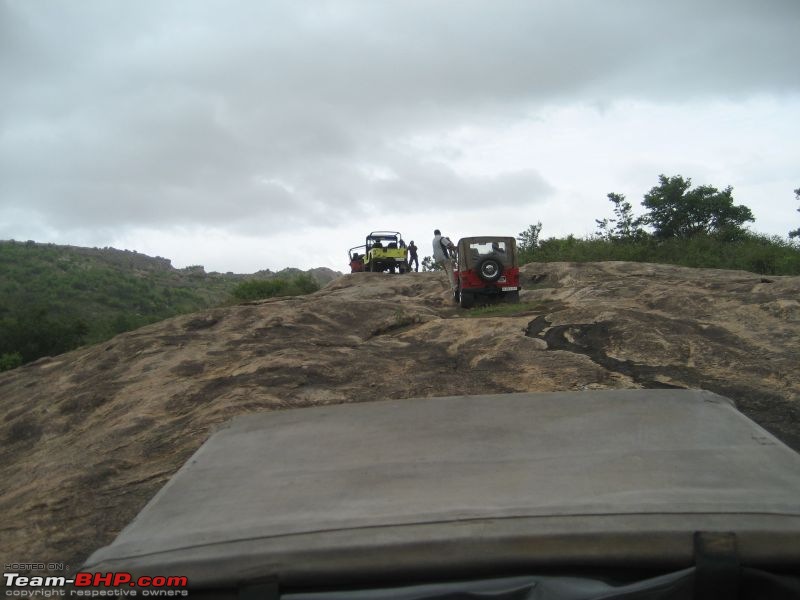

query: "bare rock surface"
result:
(1, 261), (798, 572)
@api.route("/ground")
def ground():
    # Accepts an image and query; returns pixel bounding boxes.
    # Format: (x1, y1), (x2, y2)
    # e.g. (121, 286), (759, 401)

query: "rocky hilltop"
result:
(1, 261), (799, 572)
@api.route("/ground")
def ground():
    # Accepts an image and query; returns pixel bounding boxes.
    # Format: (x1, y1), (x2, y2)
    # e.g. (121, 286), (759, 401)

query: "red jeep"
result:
(348, 245), (366, 273)
(454, 236), (520, 308)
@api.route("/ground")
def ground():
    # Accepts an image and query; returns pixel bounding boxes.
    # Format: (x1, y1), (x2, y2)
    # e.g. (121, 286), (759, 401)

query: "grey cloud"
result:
(1, 0), (797, 239)
(9, 1), (796, 116)
(366, 160), (553, 211)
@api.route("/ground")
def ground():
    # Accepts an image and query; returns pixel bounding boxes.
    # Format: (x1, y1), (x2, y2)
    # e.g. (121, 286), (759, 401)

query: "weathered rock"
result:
(1, 261), (798, 573)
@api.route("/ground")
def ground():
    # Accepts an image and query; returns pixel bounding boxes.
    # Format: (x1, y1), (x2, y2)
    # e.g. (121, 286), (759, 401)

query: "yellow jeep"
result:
(363, 231), (409, 273)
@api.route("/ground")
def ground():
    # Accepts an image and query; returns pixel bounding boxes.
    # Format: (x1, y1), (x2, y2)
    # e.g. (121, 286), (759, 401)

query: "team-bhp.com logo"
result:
(4, 571), (188, 597)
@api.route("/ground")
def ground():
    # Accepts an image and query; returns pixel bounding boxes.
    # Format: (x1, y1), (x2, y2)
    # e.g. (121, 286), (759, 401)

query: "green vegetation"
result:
(521, 233), (800, 275)
(520, 175), (800, 276)
(0, 242), (325, 371)
(460, 301), (556, 318)
(231, 274), (319, 301)
(594, 194), (643, 242)
(421, 256), (442, 271)
(517, 222), (543, 252)
(0, 352), (23, 371)
(639, 175), (754, 240)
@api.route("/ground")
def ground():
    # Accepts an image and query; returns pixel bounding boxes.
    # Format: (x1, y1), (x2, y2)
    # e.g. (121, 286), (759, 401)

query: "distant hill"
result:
(0, 240), (341, 369)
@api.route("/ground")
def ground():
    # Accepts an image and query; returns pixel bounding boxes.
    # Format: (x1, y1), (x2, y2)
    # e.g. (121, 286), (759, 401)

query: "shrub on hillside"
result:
(0, 351), (23, 372)
(231, 274), (320, 301)
(232, 279), (288, 301)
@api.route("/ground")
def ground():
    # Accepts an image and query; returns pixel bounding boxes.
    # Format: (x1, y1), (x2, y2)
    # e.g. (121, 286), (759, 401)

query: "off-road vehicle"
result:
(454, 236), (520, 308)
(362, 231), (409, 273)
(347, 245), (366, 272)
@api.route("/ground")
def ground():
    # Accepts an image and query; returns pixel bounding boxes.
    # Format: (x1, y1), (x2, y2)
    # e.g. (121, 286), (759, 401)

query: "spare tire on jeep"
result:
(476, 255), (503, 283)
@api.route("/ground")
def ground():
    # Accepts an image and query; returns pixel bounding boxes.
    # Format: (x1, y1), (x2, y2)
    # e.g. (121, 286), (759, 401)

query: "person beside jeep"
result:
(407, 240), (419, 272)
(432, 229), (457, 292)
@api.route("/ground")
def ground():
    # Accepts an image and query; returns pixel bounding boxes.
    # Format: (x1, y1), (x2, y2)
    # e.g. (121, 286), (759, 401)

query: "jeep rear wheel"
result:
(476, 256), (502, 283)
(459, 289), (474, 309)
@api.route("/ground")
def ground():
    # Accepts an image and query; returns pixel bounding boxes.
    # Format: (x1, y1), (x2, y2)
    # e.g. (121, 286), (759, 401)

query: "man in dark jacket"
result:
(407, 241), (419, 272)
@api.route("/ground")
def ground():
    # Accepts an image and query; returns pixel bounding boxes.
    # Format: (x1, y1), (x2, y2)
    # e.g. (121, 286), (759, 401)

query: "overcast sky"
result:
(1, 0), (798, 273)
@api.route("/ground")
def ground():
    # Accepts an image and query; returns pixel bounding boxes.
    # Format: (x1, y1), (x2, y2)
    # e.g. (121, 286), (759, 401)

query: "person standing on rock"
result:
(407, 240), (419, 272)
(432, 229), (456, 292)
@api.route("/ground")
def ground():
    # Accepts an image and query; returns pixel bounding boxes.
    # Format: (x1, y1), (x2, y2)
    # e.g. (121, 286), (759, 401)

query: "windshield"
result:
(462, 239), (514, 268)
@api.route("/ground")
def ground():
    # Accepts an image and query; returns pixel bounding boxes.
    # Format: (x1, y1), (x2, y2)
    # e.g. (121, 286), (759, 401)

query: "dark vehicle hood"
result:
(84, 390), (800, 593)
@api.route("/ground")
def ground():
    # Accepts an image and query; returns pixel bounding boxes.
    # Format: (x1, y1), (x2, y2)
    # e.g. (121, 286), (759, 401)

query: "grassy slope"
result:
(520, 233), (800, 276)
(0, 241), (336, 368)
